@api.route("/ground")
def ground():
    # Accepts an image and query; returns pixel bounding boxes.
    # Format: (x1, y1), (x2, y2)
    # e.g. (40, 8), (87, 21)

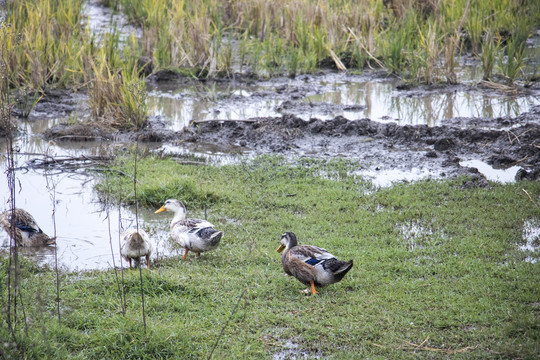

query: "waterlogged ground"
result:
(1, 1), (539, 271)
(3, 69), (539, 271)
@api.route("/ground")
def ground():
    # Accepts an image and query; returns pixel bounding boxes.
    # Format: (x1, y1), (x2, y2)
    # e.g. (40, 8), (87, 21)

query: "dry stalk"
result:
(105, 180), (126, 316)
(44, 144), (61, 326)
(521, 189), (534, 204)
(478, 80), (519, 94)
(326, 45), (347, 72)
(399, 338), (478, 354)
(133, 135), (147, 334)
(347, 26), (385, 69)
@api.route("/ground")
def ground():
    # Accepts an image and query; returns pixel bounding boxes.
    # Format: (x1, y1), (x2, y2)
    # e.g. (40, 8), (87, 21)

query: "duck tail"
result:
(324, 258), (353, 281)
(209, 231), (223, 245)
(337, 260), (353, 276)
(45, 236), (57, 246)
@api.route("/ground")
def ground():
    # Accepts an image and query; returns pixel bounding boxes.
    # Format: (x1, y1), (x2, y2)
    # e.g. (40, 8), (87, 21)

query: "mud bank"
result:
(36, 71), (540, 184)
(44, 110), (540, 183)
(183, 113), (540, 179)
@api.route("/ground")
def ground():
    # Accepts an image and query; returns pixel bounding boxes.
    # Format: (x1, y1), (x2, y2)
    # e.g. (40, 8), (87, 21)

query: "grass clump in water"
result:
(2, 155), (539, 358)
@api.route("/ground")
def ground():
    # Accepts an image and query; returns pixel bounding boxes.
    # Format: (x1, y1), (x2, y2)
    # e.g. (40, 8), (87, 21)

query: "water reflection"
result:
(459, 159), (521, 183)
(147, 85), (281, 131)
(148, 74), (540, 130)
(305, 82), (540, 125)
(0, 135), (173, 271)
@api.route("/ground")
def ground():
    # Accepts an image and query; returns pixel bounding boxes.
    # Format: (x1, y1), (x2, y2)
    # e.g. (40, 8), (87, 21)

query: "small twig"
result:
(522, 189), (534, 204)
(507, 130), (519, 145)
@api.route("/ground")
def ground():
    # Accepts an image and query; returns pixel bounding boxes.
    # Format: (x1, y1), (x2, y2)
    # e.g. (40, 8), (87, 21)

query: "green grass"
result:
(2, 155), (539, 358)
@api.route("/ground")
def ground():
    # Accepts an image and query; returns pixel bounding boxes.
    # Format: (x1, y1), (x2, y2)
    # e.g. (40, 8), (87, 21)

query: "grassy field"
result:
(1, 155), (539, 358)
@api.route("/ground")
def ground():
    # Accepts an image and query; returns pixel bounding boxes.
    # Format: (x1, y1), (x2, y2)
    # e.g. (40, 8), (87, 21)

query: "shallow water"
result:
(82, 0), (141, 45)
(520, 219), (540, 264)
(0, 139), (173, 271)
(148, 73), (540, 128)
(459, 159), (521, 183)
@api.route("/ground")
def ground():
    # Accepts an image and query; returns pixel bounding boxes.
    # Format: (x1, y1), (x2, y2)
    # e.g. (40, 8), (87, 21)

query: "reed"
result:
(89, 51), (148, 130)
(3, 0), (88, 90)
(479, 31), (501, 81)
(3, 0), (538, 89)
(418, 21), (442, 85)
(498, 38), (526, 85)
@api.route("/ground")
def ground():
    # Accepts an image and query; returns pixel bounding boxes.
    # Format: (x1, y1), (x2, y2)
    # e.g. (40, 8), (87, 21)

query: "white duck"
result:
(120, 228), (153, 269)
(155, 199), (223, 260)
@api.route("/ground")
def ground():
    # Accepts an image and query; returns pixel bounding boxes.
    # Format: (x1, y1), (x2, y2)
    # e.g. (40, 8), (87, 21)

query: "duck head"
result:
(277, 232), (298, 253)
(155, 199), (186, 219)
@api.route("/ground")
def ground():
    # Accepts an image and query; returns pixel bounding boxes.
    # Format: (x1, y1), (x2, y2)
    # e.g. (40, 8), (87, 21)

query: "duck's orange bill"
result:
(277, 244), (285, 253)
(155, 206), (166, 214)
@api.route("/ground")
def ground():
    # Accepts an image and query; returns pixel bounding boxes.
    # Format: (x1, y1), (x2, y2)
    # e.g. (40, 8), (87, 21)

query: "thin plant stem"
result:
(45, 145), (61, 326)
(134, 135), (147, 334)
(106, 197), (126, 316)
(117, 206), (127, 315)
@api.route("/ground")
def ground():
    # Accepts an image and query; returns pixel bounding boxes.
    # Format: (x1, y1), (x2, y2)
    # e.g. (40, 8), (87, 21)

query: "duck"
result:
(155, 199), (223, 260)
(0, 208), (56, 247)
(277, 232), (353, 296)
(120, 228), (153, 269)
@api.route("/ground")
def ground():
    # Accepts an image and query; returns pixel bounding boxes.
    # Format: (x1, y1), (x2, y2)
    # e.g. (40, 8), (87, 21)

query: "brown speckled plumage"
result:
(0, 209), (56, 247)
(277, 232), (353, 295)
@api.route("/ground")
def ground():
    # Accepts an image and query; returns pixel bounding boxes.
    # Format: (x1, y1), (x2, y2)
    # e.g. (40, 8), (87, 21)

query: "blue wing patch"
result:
(16, 224), (40, 233)
(305, 258), (324, 266)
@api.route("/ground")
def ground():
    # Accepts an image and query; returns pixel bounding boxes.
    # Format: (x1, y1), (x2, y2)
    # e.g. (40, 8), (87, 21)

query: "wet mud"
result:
(38, 72), (540, 183)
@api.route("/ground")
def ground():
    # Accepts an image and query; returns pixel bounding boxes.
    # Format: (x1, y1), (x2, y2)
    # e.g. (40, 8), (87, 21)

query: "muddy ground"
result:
(34, 71), (540, 183)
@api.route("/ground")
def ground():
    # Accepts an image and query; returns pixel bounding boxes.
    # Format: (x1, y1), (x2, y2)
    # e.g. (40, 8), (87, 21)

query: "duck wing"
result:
(288, 245), (336, 264)
(172, 218), (215, 232)
(4, 210), (42, 234)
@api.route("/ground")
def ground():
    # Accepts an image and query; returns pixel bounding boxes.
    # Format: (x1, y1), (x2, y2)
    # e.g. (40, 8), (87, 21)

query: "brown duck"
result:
(277, 232), (353, 295)
(0, 208), (56, 247)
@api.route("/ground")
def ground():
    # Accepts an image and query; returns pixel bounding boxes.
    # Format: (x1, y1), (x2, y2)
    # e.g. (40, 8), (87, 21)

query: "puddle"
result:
(157, 144), (253, 165)
(273, 340), (322, 360)
(519, 219), (540, 264)
(303, 83), (540, 125)
(82, 0), (141, 44)
(147, 73), (540, 130)
(358, 167), (436, 188)
(147, 83), (282, 132)
(399, 221), (435, 251)
(0, 141), (175, 271)
(459, 160), (521, 183)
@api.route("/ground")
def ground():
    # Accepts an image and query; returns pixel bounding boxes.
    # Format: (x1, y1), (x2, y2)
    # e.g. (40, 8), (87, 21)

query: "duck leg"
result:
(182, 248), (189, 260)
(146, 255), (151, 269)
(128, 258), (132, 268)
(310, 280), (318, 296)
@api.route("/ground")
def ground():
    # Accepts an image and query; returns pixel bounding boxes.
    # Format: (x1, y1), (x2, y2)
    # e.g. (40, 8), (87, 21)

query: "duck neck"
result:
(171, 208), (186, 225)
